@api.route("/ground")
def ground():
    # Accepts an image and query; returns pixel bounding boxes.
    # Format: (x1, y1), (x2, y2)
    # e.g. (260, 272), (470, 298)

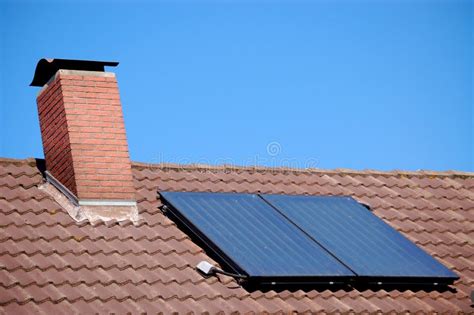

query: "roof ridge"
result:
(1, 157), (473, 177)
(0, 157), (38, 166)
(131, 161), (474, 178)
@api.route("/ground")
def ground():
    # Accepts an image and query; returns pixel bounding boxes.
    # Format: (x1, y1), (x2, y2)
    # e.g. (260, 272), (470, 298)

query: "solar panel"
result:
(160, 191), (355, 282)
(262, 194), (459, 284)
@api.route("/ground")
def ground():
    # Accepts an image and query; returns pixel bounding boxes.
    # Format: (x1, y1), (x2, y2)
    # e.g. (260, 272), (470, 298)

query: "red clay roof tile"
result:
(0, 157), (473, 313)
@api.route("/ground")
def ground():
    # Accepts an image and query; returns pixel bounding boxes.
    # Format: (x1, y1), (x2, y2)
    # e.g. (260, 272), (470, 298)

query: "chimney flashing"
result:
(43, 169), (140, 223)
(39, 179), (141, 224)
(45, 171), (137, 208)
(78, 200), (137, 207)
(44, 170), (79, 206)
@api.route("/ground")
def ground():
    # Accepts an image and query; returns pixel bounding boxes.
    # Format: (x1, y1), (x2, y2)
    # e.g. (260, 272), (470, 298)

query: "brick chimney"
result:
(31, 58), (138, 221)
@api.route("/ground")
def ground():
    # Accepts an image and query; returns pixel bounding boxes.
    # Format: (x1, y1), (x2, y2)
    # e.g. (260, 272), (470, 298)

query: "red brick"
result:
(85, 98), (120, 105)
(75, 168), (133, 176)
(67, 80), (96, 87)
(36, 71), (134, 201)
(84, 75), (108, 81)
(59, 74), (83, 81)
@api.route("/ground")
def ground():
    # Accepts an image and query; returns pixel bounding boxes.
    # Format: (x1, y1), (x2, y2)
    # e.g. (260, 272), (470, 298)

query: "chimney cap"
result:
(30, 58), (119, 87)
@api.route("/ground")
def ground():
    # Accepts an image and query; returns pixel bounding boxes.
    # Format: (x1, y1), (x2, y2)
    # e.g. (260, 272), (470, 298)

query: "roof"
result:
(1, 157), (473, 313)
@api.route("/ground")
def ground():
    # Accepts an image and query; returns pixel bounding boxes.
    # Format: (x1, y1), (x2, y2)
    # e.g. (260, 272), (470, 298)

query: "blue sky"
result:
(0, 0), (472, 171)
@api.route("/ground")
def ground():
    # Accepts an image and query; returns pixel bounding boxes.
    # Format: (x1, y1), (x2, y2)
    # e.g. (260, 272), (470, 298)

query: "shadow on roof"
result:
(240, 281), (457, 294)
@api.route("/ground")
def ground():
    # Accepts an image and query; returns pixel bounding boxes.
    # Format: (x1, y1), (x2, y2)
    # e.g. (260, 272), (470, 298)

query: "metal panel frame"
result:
(160, 191), (458, 286)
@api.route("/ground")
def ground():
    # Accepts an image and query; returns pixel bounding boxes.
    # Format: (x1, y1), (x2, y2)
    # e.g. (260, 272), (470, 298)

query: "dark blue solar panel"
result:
(262, 194), (458, 281)
(160, 191), (354, 279)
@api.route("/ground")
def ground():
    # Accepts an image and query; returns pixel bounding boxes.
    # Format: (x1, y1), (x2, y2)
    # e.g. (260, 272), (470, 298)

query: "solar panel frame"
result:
(160, 191), (356, 284)
(261, 194), (459, 285)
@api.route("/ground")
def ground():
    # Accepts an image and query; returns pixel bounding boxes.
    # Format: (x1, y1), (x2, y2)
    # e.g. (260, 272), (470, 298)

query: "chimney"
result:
(31, 58), (138, 221)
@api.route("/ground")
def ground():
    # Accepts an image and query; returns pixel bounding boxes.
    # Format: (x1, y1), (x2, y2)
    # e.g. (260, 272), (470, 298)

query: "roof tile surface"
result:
(0, 158), (473, 313)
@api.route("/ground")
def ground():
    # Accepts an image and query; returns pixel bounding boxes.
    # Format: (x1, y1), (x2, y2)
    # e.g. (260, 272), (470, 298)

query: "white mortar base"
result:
(39, 182), (141, 224)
